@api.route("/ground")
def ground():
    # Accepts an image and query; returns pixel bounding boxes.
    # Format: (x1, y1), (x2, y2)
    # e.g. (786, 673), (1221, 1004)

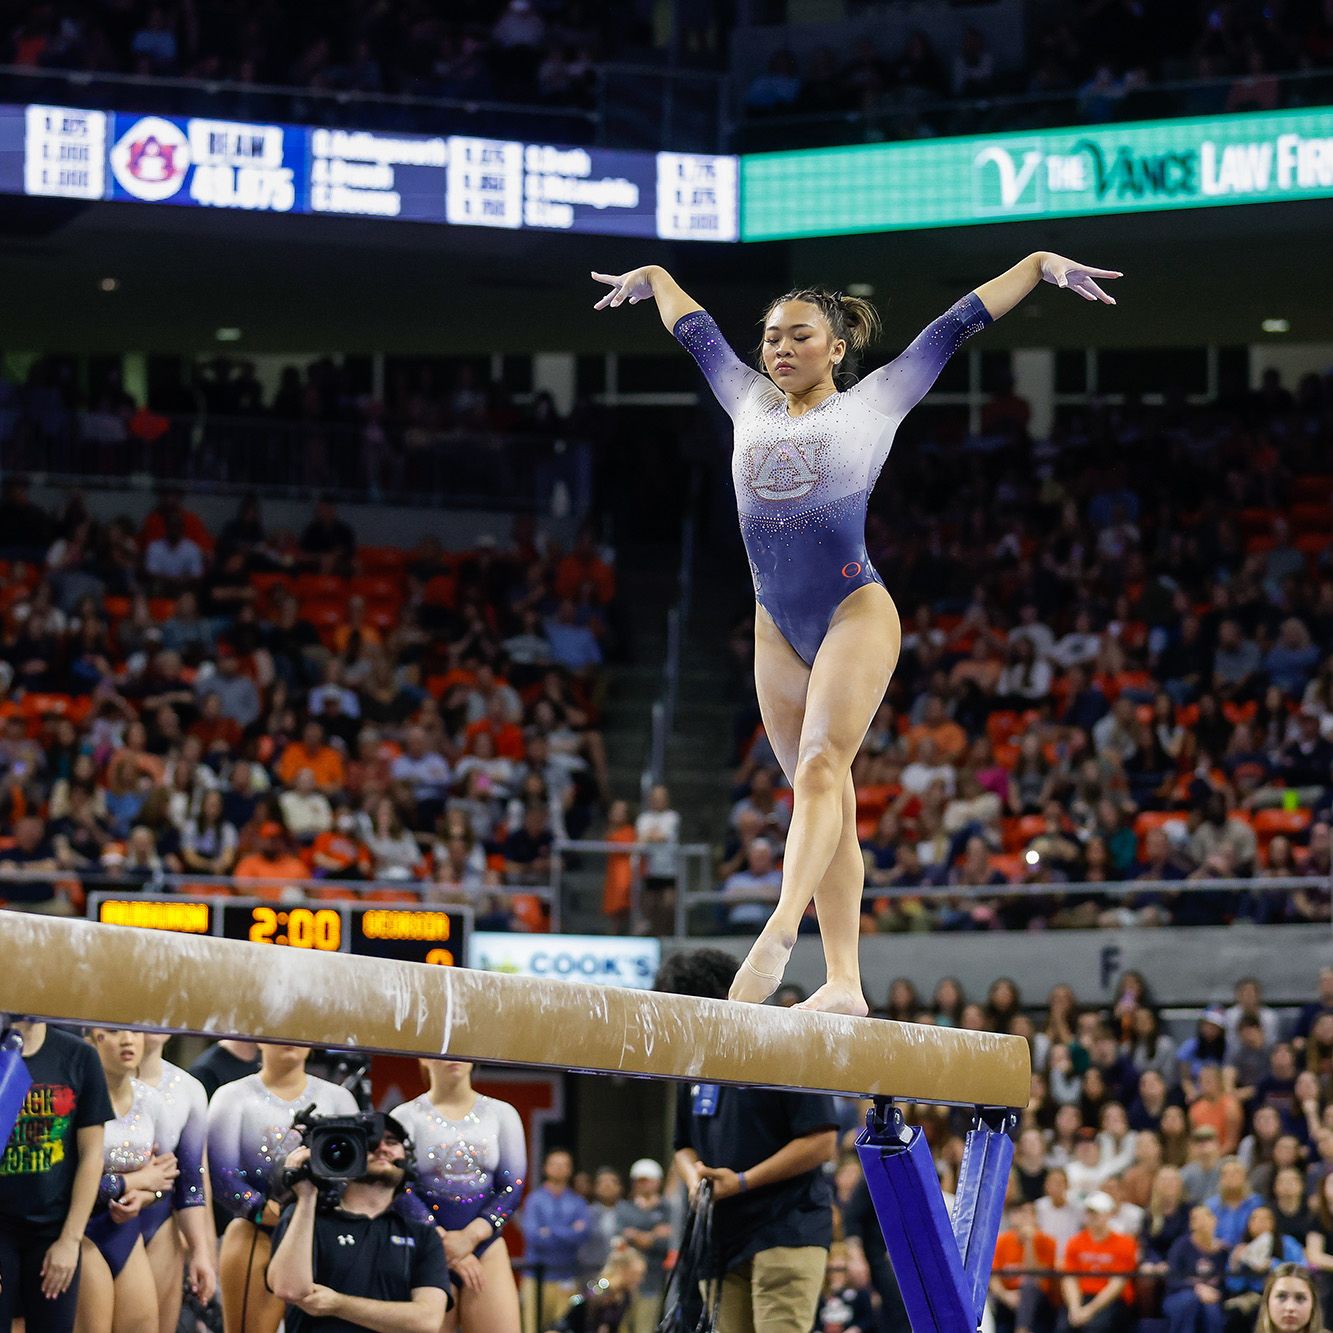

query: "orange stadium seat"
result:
(1000, 818), (1026, 853)
(251, 572), (294, 597)
(855, 784), (896, 822)
(1252, 808), (1312, 844)
(295, 574), (345, 600)
(350, 574), (404, 602)
(359, 546), (410, 573)
(986, 711), (1024, 748)
(1291, 475), (1333, 503)
(366, 601), (400, 632)
(1238, 507), (1275, 535)
(1133, 810), (1183, 854)
(1291, 502), (1331, 533)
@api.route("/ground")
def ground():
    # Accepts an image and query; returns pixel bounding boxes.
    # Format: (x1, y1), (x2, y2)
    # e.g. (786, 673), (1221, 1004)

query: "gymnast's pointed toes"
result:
(728, 959), (781, 1004)
(794, 984), (869, 1017)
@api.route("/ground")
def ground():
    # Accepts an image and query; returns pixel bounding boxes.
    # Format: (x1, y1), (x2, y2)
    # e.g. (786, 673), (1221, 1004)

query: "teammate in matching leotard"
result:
(206, 1044), (357, 1333)
(81, 1029), (178, 1332)
(139, 1031), (216, 1333)
(594, 256), (1121, 1013)
(392, 1059), (527, 1332)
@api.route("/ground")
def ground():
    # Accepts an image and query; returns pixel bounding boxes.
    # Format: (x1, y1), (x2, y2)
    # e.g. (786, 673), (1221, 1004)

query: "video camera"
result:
(280, 1107), (412, 1190)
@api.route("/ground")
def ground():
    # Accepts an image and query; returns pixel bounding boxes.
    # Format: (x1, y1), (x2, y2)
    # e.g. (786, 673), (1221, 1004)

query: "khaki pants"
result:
(629, 1291), (663, 1333)
(520, 1274), (577, 1331)
(716, 1245), (827, 1333)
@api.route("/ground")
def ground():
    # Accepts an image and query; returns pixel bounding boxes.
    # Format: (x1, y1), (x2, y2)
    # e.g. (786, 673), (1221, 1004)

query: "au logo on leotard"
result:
(753, 441), (818, 501)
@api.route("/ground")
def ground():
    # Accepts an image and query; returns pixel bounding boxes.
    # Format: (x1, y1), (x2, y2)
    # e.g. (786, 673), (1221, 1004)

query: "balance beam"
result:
(0, 915), (1029, 1107)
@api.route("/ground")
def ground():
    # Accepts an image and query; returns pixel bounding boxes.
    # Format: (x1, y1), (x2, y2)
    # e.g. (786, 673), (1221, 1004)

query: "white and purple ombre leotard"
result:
(139, 1059), (208, 1244)
(390, 1093), (526, 1255)
(205, 1073), (357, 1224)
(674, 294), (992, 665)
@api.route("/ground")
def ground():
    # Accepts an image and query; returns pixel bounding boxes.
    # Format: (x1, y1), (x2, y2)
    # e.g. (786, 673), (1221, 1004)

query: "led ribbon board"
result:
(15, 103), (737, 240)
(741, 105), (1333, 239)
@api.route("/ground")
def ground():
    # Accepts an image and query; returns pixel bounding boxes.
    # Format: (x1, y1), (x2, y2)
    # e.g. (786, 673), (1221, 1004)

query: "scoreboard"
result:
(12, 103), (737, 241)
(89, 894), (469, 968)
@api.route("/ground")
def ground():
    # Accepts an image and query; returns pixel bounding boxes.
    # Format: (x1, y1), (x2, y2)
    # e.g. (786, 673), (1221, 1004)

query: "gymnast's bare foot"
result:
(795, 982), (869, 1017)
(728, 928), (796, 1004)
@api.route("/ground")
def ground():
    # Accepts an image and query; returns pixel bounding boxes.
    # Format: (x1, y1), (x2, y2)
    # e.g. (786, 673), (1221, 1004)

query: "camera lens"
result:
(321, 1135), (358, 1172)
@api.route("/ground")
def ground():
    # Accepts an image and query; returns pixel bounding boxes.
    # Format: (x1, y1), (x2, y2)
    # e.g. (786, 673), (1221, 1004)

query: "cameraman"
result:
(267, 1115), (450, 1332)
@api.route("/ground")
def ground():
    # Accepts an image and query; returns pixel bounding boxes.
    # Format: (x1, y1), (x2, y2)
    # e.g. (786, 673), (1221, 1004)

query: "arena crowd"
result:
(0, 482), (617, 924)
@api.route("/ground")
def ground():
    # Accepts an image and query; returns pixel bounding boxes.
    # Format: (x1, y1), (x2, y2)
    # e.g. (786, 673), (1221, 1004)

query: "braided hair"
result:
(758, 287), (883, 388)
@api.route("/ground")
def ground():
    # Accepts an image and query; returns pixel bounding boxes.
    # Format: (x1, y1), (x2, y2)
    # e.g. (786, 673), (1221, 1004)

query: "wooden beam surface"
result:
(0, 916), (1030, 1106)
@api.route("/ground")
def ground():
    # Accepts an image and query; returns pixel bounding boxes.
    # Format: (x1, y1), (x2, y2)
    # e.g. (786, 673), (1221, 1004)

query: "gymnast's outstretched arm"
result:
(855, 251), (1121, 419)
(591, 264), (701, 329)
(593, 265), (763, 420)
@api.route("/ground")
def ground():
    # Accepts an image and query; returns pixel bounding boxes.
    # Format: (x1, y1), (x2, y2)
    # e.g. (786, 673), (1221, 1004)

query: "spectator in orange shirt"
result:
(1186, 1065), (1242, 1155)
(463, 698), (525, 761)
(990, 1200), (1059, 1333)
(233, 822), (310, 900)
(331, 595), (382, 658)
(139, 487), (213, 552)
(554, 526), (615, 604)
(307, 801), (371, 880)
(1059, 1191), (1136, 1332)
(904, 695), (968, 763)
(601, 799), (637, 933)
(275, 720), (346, 793)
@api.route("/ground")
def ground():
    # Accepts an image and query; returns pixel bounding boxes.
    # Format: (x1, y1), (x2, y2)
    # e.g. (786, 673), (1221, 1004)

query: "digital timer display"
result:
(91, 894), (468, 968)
(224, 905), (343, 951)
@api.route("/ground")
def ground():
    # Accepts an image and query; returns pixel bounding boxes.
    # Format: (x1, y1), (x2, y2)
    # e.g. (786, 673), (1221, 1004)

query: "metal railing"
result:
(548, 837), (714, 937)
(543, 841), (1331, 936)
(687, 873), (1332, 935)
(2, 411), (587, 511)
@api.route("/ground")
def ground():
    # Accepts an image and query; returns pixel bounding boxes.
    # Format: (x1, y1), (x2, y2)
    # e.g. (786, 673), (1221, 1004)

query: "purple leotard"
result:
(390, 1093), (526, 1255)
(139, 1059), (208, 1245)
(205, 1073), (357, 1224)
(674, 294), (992, 665)
(87, 1078), (163, 1277)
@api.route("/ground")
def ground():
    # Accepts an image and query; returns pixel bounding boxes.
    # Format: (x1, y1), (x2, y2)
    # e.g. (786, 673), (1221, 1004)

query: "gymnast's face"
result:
(762, 301), (846, 396)
(91, 1028), (143, 1075)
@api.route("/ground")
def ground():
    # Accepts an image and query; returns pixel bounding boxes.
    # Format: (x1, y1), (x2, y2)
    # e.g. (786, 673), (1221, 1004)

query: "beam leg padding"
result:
(950, 1114), (1016, 1327)
(856, 1112), (972, 1332)
(0, 1030), (32, 1148)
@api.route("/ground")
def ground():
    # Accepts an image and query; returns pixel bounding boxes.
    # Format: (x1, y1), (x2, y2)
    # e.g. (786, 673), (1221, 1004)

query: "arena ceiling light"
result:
(215, 327), (242, 342)
(1261, 318), (1291, 333)
(98, 276), (118, 292)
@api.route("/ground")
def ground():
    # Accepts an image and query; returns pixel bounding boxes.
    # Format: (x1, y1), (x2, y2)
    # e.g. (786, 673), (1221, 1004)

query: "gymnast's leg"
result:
(729, 604), (809, 1001)
(454, 1236), (522, 1332)
(731, 585), (899, 1011)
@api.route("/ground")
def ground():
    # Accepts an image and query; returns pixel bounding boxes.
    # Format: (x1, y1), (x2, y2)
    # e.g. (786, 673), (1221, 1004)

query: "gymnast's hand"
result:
(696, 1165), (743, 1201)
(591, 267), (657, 309)
(451, 1253), (486, 1293)
(1039, 254), (1122, 304)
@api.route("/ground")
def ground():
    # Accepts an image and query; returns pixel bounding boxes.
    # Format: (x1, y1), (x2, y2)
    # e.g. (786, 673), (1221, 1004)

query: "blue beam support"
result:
(0, 1028), (32, 1149)
(855, 1101), (1016, 1333)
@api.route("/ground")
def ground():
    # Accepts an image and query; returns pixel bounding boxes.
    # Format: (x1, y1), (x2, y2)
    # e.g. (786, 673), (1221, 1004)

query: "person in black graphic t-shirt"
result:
(658, 950), (838, 1333)
(0, 1020), (112, 1333)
